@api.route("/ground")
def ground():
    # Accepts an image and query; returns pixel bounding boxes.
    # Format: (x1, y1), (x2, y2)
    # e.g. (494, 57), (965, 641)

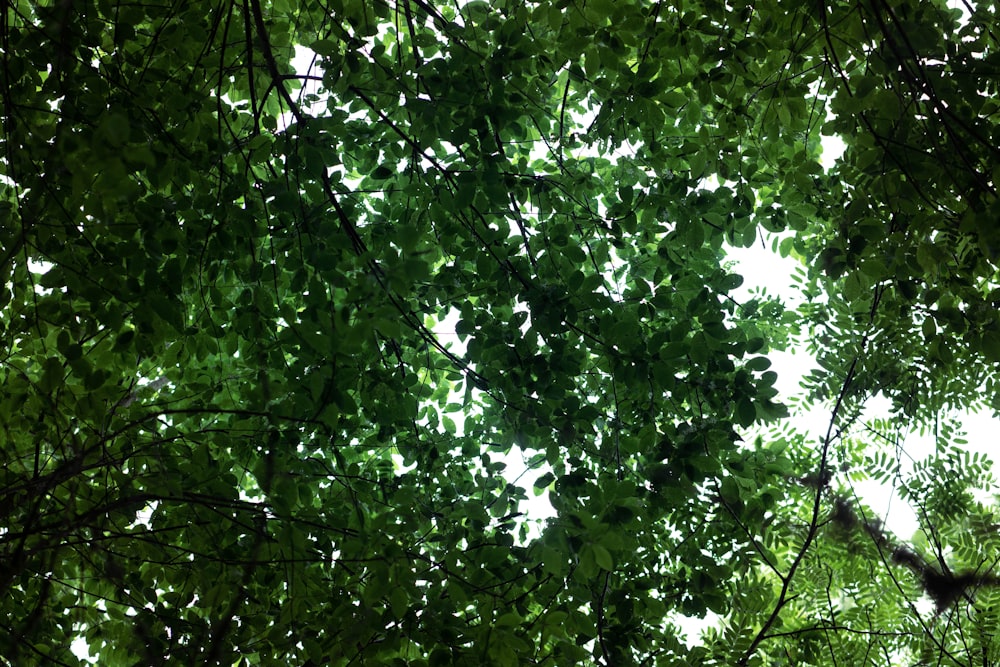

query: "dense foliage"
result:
(2, 0), (999, 664)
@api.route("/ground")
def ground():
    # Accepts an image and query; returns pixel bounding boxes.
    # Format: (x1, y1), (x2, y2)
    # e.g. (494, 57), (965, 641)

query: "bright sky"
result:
(727, 131), (994, 544)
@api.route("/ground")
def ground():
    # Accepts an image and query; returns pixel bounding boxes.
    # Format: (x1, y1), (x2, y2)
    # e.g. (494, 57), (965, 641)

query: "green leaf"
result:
(980, 330), (1000, 363)
(662, 90), (687, 107)
(745, 356), (771, 371)
(389, 587), (409, 619)
(592, 544), (614, 571)
(533, 471), (555, 491)
(736, 397), (756, 427)
(310, 39), (338, 56)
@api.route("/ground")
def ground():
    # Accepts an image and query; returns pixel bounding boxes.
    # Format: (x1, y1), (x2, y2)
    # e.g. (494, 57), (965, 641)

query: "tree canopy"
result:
(2, 0), (1000, 664)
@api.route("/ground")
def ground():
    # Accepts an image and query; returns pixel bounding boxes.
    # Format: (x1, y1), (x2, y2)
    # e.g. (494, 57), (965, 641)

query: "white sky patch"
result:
(727, 218), (996, 543)
(819, 134), (846, 170)
(727, 226), (921, 539)
(70, 637), (97, 664)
